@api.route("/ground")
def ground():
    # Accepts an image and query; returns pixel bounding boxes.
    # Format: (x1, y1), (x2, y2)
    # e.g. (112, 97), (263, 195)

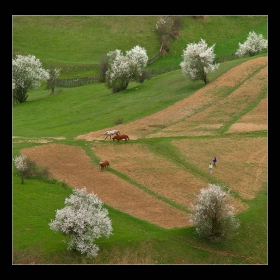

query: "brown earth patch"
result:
(21, 144), (191, 229)
(91, 143), (248, 213)
(228, 97), (267, 132)
(91, 144), (205, 208)
(172, 137), (267, 200)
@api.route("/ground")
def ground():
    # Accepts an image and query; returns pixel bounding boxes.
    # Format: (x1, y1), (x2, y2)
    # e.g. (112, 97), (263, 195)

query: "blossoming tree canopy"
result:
(49, 187), (113, 258)
(235, 31), (268, 57)
(180, 39), (220, 84)
(12, 54), (50, 104)
(105, 45), (148, 93)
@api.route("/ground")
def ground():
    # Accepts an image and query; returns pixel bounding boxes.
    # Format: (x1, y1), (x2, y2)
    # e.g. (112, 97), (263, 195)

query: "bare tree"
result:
(47, 68), (61, 93)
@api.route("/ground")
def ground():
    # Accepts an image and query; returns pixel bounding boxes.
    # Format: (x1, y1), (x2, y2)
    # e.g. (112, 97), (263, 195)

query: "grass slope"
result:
(12, 15), (267, 77)
(12, 16), (267, 264)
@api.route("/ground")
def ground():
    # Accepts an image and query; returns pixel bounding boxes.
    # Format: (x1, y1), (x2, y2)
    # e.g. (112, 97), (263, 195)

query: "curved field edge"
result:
(13, 56), (267, 264)
(19, 57), (267, 229)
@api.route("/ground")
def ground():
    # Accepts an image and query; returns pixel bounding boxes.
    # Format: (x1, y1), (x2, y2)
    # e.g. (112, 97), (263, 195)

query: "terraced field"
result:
(17, 56), (268, 229)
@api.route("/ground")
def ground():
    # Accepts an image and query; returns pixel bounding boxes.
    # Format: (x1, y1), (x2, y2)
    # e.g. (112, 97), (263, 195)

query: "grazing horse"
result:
(99, 160), (110, 170)
(112, 134), (130, 142)
(103, 130), (120, 139)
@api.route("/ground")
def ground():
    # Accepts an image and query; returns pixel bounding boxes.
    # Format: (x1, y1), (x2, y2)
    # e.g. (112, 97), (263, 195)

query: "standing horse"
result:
(99, 160), (110, 170)
(112, 134), (130, 142)
(103, 130), (120, 139)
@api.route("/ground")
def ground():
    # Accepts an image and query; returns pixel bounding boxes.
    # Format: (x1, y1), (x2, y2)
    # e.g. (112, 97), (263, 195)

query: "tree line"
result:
(13, 29), (267, 105)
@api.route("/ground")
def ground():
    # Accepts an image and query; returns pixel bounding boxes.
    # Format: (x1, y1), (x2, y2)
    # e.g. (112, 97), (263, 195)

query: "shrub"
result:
(235, 31), (268, 57)
(114, 118), (123, 125)
(105, 46), (148, 93)
(12, 54), (50, 104)
(13, 155), (28, 183)
(13, 154), (52, 183)
(190, 183), (240, 242)
(49, 187), (113, 259)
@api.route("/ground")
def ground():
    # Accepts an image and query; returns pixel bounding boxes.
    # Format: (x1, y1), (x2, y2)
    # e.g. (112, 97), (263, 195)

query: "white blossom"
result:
(107, 51), (133, 86)
(190, 183), (240, 242)
(235, 31), (268, 57)
(49, 187), (113, 259)
(154, 17), (172, 36)
(12, 54), (50, 90)
(13, 54), (50, 104)
(105, 46), (148, 93)
(126, 45), (148, 70)
(155, 18), (167, 30)
(13, 154), (28, 174)
(180, 39), (219, 84)
(13, 154), (28, 183)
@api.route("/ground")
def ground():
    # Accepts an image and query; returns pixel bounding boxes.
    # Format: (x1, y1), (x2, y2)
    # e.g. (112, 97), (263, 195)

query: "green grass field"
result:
(12, 16), (268, 264)
(12, 15), (267, 77)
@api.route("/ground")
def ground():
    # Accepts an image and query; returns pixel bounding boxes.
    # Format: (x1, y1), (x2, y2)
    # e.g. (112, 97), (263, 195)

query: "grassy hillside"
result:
(13, 55), (267, 264)
(12, 15), (267, 77)
(12, 16), (267, 264)
(13, 56), (259, 139)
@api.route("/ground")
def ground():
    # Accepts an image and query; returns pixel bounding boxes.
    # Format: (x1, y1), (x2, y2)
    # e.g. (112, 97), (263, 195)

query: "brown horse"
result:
(112, 134), (130, 142)
(99, 160), (110, 170)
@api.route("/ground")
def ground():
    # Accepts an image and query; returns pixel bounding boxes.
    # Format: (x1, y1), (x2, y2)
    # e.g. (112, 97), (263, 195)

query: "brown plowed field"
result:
(19, 56), (267, 229)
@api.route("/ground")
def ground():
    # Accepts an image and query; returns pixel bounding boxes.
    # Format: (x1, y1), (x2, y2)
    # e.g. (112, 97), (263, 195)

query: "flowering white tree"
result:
(105, 45), (148, 93)
(49, 187), (113, 259)
(235, 31), (268, 57)
(12, 54), (50, 104)
(190, 183), (240, 242)
(180, 39), (220, 85)
(126, 45), (149, 72)
(13, 155), (28, 184)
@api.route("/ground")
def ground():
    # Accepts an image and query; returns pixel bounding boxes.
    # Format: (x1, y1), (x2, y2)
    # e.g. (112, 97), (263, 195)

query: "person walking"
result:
(209, 163), (213, 174)
(213, 157), (217, 167)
